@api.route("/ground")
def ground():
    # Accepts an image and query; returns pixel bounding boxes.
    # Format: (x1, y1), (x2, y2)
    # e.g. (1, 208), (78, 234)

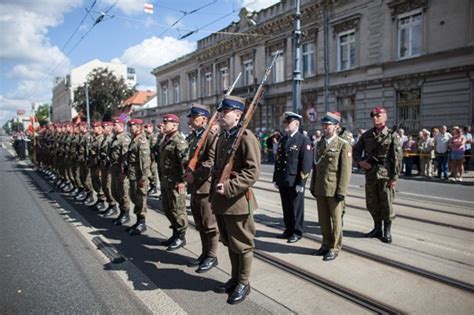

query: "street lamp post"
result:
(85, 83), (91, 128)
(292, 0), (303, 115)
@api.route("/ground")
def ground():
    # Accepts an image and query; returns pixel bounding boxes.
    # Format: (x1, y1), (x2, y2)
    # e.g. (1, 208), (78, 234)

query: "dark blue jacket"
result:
(273, 132), (313, 187)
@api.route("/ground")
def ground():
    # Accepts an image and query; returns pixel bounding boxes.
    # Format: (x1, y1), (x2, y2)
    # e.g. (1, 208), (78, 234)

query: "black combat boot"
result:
(161, 230), (178, 246)
(129, 218), (146, 236)
(114, 212), (131, 226)
(364, 220), (382, 238)
(382, 220), (392, 243)
(167, 236), (186, 251)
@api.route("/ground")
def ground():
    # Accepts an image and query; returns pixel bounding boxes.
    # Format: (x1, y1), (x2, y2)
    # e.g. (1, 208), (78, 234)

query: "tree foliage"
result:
(73, 67), (135, 121)
(35, 104), (50, 126)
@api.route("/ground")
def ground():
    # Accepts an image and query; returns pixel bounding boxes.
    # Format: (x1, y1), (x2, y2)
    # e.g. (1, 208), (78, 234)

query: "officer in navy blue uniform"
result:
(272, 112), (313, 243)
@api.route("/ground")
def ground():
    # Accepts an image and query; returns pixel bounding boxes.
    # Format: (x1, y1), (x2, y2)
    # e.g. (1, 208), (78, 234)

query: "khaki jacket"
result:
(127, 132), (150, 181)
(210, 129), (260, 215)
(310, 136), (352, 197)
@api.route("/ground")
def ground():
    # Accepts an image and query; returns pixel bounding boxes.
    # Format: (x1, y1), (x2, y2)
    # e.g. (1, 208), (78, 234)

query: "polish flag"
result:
(144, 3), (154, 14)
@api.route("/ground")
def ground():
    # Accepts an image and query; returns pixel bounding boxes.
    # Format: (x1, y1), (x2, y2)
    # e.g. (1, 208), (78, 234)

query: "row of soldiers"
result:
(33, 95), (258, 305)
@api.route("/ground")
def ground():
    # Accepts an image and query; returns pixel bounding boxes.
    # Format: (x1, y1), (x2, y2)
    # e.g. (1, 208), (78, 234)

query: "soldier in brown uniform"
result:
(353, 107), (402, 243)
(157, 114), (189, 251)
(211, 96), (260, 305)
(98, 121), (116, 212)
(108, 117), (131, 222)
(309, 112), (352, 261)
(183, 104), (220, 273)
(126, 119), (151, 235)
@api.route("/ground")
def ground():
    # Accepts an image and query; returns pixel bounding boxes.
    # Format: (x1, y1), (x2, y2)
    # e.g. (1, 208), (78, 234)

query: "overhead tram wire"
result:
(156, 0), (218, 38)
(22, 0), (99, 102)
(24, 0), (115, 103)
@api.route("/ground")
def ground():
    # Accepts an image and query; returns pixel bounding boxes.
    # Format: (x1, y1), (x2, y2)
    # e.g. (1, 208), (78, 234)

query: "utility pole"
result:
(292, 0), (303, 114)
(85, 83), (91, 129)
(323, 2), (330, 112)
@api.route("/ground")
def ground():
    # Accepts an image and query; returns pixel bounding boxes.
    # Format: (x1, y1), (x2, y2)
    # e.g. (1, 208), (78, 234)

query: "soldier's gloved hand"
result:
(335, 194), (345, 202)
(183, 171), (194, 184)
(295, 185), (305, 193)
(273, 182), (278, 189)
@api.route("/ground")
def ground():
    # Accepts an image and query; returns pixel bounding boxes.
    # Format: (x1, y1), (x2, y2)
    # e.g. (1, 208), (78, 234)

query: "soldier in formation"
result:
(310, 112), (352, 261)
(211, 95), (260, 305)
(126, 119), (151, 235)
(353, 106), (402, 243)
(272, 111), (313, 243)
(183, 103), (220, 273)
(157, 114), (189, 251)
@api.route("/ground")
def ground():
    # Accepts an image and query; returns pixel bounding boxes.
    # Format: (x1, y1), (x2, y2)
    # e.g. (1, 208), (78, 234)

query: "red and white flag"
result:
(144, 2), (154, 14)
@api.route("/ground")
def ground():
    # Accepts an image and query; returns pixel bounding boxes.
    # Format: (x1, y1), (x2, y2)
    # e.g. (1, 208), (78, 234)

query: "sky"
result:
(0, 0), (280, 126)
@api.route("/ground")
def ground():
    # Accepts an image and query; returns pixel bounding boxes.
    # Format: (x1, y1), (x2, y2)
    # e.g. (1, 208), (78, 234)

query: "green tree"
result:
(35, 104), (50, 126)
(73, 67), (135, 121)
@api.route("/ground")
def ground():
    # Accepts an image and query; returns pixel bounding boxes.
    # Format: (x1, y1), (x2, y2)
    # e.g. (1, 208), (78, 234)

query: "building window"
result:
(189, 73), (197, 100)
(397, 89), (421, 133)
(243, 59), (254, 86)
(220, 67), (229, 91)
(337, 29), (356, 71)
(161, 82), (168, 106)
(205, 72), (213, 96)
(272, 51), (284, 83)
(172, 79), (180, 103)
(302, 42), (315, 77)
(337, 96), (356, 129)
(398, 10), (422, 59)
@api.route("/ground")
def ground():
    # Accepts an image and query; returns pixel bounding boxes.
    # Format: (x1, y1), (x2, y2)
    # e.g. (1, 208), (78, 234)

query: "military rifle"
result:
(218, 52), (281, 185)
(186, 72), (242, 172)
(363, 119), (404, 167)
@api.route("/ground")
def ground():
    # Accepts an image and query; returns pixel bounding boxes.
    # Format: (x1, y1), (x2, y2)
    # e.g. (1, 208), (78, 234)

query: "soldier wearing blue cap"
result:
(273, 111), (313, 243)
(211, 95), (260, 304)
(184, 103), (220, 273)
(310, 112), (352, 261)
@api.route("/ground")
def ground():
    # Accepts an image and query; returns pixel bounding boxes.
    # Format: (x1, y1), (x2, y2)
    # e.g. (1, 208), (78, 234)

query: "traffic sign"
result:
(306, 107), (317, 122)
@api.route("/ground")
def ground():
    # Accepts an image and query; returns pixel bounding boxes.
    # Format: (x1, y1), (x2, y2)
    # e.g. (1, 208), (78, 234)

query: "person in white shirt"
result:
(434, 125), (452, 179)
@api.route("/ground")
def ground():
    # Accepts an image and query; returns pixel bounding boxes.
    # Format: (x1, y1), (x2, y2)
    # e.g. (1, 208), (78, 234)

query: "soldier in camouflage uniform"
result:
(98, 121), (116, 212)
(144, 123), (159, 195)
(86, 121), (106, 207)
(126, 119), (151, 235)
(310, 112), (352, 261)
(158, 114), (189, 251)
(108, 117), (131, 222)
(183, 104), (220, 273)
(353, 106), (402, 243)
(76, 122), (93, 202)
(70, 123), (83, 197)
(211, 96), (260, 305)
(63, 122), (75, 192)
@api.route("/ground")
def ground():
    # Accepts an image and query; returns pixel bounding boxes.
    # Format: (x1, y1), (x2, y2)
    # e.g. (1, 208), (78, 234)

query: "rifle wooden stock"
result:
(218, 52), (281, 184)
(187, 72), (242, 172)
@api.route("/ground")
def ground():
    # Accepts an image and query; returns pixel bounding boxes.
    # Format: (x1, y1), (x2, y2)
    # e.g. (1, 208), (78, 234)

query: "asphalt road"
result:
(0, 149), (151, 314)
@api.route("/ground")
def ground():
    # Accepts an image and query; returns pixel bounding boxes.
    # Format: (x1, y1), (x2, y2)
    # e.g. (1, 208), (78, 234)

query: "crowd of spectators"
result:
(255, 124), (472, 183)
(398, 125), (472, 182)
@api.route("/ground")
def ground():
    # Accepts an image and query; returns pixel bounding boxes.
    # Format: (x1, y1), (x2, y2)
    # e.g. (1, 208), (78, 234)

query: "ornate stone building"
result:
(151, 0), (474, 134)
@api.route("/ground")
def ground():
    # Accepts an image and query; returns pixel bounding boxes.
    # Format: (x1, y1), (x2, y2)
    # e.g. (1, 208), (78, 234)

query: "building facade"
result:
(51, 59), (137, 122)
(151, 0), (474, 135)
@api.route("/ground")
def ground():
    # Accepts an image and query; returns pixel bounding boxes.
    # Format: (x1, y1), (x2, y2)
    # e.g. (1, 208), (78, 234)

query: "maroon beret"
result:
(113, 116), (126, 124)
(162, 114), (180, 123)
(370, 106), (387, 117)
(128, 118), (144, 125)
(92, 121), (102, 127)
(79, 121), (88, 126)
(102, 121), (113, 127)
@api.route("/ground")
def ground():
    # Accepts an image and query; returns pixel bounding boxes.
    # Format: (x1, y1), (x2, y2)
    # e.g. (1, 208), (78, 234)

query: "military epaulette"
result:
(337, 136), (350, 144)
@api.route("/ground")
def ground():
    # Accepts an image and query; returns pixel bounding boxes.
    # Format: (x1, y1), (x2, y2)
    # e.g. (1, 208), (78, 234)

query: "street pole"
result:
(85, 83), (91, 129)
(292, 0), (303, 115)
(323, 3), (330, 113)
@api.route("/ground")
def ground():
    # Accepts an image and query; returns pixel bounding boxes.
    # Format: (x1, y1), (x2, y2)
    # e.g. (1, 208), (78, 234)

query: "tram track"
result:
(257, 176), (474, 219)
(252, 212), (474, 294)
(253, 182), (474, 233)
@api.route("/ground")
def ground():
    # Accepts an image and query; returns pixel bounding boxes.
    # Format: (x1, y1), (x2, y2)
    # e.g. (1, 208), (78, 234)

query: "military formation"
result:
(30, 103), (401, 305)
